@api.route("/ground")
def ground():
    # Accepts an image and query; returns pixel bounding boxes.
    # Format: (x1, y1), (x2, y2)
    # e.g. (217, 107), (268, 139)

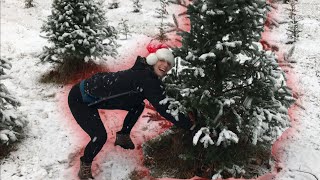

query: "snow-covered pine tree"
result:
(108, 0), (119, 9)
(165, 0), (295, 149)
(156, 0), (169, 17)
(40, 0), (118, 65)
(286, 0), (301, 44)
(0, 57), (27, 148)
(25, 0), (34, 8)
(155, 0), (170, 42)
(132, 0), (142, 13)
(118, 18), (131, 40)
(143, 0), (295, 178)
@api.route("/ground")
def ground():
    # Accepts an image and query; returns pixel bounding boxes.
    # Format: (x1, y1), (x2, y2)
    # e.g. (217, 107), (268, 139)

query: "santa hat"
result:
(146, 48), (175, 66)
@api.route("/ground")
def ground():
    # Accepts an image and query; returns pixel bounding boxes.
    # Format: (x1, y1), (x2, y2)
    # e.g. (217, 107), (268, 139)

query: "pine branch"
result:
(278, 63), (294, 68)
(39, 33), (50, 39)
(293, 102), (305, 110)
(222, 84), (252, 94)
(175, 38), (182, 43)
(286, 45), (295, 59)
(0, 75), (12, 80)
(172, 14), (179, 28)
(290, 169), (318, 180)
(178, 11), (188, 16)
(164, 28), (178, 34)
(44, 59), (63, 64)
(0, 92), (20, 106)
(169, 0), (187, 7)
(0, 58), (12, 70)
(212, 100), (223, 125)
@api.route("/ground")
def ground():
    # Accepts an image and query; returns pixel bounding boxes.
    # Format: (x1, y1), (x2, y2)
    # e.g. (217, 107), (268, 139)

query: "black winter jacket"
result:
(82, 56), (193, 130)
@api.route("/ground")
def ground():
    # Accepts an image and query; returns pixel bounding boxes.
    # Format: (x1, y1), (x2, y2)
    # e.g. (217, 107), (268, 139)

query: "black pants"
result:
(68, 84), (144, 163)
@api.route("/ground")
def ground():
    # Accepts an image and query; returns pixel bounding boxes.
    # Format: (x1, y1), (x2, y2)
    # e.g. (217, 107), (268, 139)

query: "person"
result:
(68, 47), (195, 179)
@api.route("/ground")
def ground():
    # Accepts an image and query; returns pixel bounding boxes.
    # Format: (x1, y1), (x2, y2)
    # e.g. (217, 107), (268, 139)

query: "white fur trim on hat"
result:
(146, 53), (158, 65)
(156, 48), (175, 66)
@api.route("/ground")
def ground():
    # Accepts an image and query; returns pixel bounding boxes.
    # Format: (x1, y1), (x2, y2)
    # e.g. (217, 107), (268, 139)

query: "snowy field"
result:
(0, 0), (319, 180)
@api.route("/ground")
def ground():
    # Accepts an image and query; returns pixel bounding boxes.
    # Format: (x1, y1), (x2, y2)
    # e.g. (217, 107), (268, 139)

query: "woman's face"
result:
(153, 59), (172, 78)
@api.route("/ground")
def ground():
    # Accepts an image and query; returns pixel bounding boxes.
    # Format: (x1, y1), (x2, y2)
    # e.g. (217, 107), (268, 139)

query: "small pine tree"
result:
(155, 0), (171, 42)
(132, 0), (142, 13)
(286, 0), (301, 43)
(155, 22), (170, 42)
(40, 0), (118, 65)
(0, 57), (27, 147)
(118, 19), (131, 40)
(155, 0), (169, 18)
(25, 0), (34, 8)
(108, 0), (120, 9)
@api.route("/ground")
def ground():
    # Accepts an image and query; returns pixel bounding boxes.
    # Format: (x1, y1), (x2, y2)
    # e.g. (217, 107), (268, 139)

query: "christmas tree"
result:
(167, 0), (294, 148)
(0, 57), (27, 151)
(40, 0), (118, 65)
(144, 0), (295, 178)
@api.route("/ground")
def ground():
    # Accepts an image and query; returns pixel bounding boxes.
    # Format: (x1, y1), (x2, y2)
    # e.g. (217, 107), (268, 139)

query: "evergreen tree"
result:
(40, 0), (118, 64)
(286, 0), (301, 44)
(155, 0), (169, 17)
(25, 0), (35, 8)
(132, 0), (142, 13)
(108, 0), (119, 9)
(155, 0), (171, 42)
(0, 57), (27, 147)
(143, 0), (295, 177)
(118, 18), (131, 40)
(165, 0), (295, 149)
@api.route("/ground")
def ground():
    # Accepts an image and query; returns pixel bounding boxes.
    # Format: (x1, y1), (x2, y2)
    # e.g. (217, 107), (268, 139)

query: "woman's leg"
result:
(119, 102), (145, 134)
(115, 102), (145, 149)
(68, 84), (107, 163)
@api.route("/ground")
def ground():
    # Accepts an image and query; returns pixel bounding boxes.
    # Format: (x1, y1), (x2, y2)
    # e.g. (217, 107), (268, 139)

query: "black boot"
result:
(78, 160), (94, 179)
(114, 132), (135, 149)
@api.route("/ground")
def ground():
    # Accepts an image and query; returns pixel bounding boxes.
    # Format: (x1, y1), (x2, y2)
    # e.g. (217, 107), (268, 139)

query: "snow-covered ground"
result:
(270, 0), (320, 179)
(0, 0), (319, 180)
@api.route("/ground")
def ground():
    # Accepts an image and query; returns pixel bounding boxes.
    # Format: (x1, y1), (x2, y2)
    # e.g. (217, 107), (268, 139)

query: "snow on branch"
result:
(193, 127), (214, 148)
(216, 129), (239, 146)
(0, 92), (21, 106)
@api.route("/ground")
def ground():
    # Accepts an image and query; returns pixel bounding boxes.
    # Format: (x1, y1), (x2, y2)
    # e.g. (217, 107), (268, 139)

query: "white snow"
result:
(216, 129), (239, 146)
(193, 127), (211, 147)
(270, 0), (320, 179)
(0, 0), (320, 180)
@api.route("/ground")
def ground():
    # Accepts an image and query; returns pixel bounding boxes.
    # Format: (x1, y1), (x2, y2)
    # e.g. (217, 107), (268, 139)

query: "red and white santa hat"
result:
(146, 43), (175, 66)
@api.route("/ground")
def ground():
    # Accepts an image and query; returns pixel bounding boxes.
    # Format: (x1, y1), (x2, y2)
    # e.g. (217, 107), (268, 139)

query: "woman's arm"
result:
(142, 77), (193, 130)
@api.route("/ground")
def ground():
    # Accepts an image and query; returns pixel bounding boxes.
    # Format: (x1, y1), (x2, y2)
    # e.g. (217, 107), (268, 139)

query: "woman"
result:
(68, 48), (194, 179)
